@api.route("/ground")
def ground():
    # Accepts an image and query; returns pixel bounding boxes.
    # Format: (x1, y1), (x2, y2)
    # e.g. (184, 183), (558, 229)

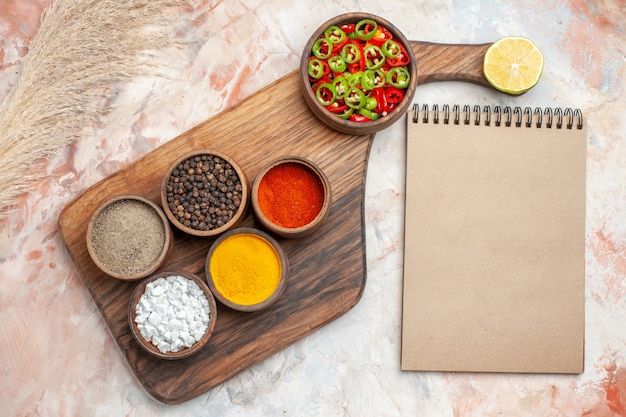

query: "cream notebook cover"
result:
(401, 104), (586, 373)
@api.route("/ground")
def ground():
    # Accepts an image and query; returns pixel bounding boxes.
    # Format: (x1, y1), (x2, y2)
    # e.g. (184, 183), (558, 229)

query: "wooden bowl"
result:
(251, 156), (332, 239)
(205, 228), (288, 312)
(300, 12), (417, 135)
(86, 194), (173, 281)
(128, 270), (217, 360)
(161, 150), (248, 237)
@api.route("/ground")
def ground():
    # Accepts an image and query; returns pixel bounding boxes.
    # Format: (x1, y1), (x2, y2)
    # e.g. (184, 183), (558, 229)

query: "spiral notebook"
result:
(401, 104), (586, 374)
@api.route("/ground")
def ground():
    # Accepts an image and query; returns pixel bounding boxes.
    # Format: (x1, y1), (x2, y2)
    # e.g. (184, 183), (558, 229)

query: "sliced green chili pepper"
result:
(315, 82), (336, 106)
(381, 40), (401, 59)
(386, 66), (411, 88)
(372, 68), (386, 88)
(308, 58), (327, 79)
(355, 19), (377, 41)
(341, 42), (361, 64)
(359, 107), (381, 120)
(328, 55), (347, 73)
(364, 45), (385, 70)
(332, 76), (348, 97)
(387, 42), (410, 66)
(347, 71), (363, 87)
(324, 25), (347, 44)
(344, 86), (366, 109)
(312, 37), (332, 59)
(332, 105), (353, 119)
(364, 96), (377, 111)
(362, 69), (386, 91)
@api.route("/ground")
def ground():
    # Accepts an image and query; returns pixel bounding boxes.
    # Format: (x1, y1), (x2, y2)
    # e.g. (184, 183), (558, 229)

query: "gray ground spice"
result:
(90, 199), (165, 276)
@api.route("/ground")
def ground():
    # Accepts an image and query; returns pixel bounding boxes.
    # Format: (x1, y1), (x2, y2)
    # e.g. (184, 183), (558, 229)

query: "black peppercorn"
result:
(166, 154), (243, 232)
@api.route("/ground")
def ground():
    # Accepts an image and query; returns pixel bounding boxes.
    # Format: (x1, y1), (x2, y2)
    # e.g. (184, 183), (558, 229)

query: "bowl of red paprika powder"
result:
(251, 156), (331, 239)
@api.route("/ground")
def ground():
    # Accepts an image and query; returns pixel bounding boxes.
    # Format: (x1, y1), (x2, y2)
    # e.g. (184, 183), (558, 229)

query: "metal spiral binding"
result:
(453, 104), (460, 125)
(463, 105), (471, 125)
(483, 105), (491, 126)
(411, 104), (584, 129)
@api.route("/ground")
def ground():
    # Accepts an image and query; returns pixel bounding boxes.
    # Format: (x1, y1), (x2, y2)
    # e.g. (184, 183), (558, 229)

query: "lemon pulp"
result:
(483, 36), (544, 95)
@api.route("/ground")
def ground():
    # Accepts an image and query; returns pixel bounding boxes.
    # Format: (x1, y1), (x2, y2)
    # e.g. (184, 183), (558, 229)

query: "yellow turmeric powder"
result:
(209, 233), (282, 306)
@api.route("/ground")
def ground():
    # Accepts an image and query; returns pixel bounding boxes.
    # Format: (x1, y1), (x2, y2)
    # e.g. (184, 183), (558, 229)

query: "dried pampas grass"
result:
(0, 0), (196, 210)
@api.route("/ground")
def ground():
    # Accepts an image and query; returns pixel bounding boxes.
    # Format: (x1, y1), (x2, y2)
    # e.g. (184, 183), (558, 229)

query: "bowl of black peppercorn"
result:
(161, 150), (249, 237)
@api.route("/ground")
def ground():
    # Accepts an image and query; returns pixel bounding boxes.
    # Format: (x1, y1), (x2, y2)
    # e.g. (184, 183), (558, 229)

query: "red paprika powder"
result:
(257, 162), (325, 229)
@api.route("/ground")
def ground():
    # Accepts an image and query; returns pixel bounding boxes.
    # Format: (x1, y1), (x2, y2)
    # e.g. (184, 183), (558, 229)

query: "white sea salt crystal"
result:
(134, 275), (211, 353)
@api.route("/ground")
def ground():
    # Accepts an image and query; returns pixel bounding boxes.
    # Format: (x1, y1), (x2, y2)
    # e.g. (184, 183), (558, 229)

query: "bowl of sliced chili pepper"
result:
(300, 12), (417, 135)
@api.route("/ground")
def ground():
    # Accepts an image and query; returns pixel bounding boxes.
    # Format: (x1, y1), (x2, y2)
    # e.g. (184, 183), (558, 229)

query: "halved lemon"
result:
(483, 36), (544, 95)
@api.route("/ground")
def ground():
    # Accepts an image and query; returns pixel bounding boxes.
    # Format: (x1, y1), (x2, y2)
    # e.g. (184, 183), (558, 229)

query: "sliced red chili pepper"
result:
(334, 106), (353, 119)
(387, 42), (411, 67)
(367, 26), (394, 46)
(371, 87), (389, 114)
(349, 113), (372, 122)
(332, 36), (349, 55)
(326, 101), (349, 114)
(339, 23), (355, 34)
(347, 42), (366, 73)
(385, 86), (405, 103)
(311, 77), (332, 93)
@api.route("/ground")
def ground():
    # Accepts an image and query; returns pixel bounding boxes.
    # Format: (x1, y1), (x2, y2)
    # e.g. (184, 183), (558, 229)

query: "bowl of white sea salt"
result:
(128, 271), (217, 360)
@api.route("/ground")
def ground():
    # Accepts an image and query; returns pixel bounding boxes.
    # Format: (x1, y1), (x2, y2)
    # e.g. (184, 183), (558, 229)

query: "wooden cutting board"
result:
(58, 38), (494, 403)
(58, 70), (372, 404)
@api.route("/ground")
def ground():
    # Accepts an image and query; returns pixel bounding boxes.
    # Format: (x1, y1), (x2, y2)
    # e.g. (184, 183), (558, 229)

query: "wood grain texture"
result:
(58, 71), (372, 404)
(410, 41), (492, 87)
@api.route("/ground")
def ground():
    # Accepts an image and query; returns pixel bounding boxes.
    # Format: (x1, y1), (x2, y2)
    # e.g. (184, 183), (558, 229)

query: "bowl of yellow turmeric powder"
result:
(205, 227), (288, 312)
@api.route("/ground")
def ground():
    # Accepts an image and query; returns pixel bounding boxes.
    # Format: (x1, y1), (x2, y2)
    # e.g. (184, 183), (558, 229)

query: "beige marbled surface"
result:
(1, 0), (626, 415)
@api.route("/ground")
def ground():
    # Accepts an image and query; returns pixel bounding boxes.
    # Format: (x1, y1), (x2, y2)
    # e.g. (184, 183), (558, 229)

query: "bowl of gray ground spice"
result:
(86, 195), (173, 280)
(161, 150), (249, 237)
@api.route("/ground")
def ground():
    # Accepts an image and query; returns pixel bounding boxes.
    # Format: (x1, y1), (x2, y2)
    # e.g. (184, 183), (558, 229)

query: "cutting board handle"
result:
(410, 41), (493, 88)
